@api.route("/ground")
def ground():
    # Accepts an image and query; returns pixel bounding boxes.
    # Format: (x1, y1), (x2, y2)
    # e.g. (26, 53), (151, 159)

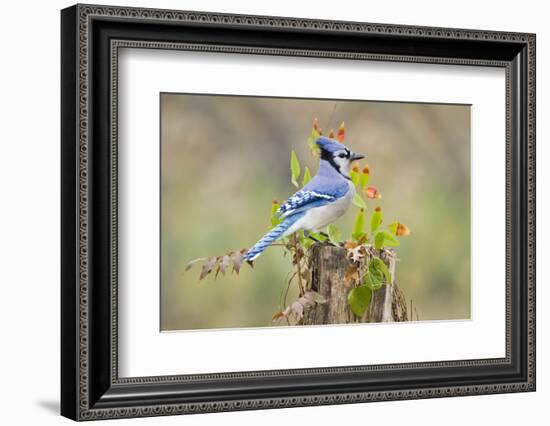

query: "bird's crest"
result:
(315, 136), (349, 153)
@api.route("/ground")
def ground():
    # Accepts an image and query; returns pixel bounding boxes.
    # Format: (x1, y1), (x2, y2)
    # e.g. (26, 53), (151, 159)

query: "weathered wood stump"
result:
(301, 243), (408, 325)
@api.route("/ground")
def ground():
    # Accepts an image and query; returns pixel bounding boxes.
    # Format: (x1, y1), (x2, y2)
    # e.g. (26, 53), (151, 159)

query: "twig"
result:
(295, 243), (306, 297)
(279, 271), (292, 309)
(283, 272), (297, 309)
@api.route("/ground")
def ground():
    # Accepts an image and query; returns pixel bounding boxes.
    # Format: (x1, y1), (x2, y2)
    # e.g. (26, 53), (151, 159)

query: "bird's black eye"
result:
(338, 153), (347, 158)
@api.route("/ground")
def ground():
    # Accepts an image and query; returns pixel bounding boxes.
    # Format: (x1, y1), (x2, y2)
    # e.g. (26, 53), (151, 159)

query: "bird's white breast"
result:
(285, 180), (355, 235)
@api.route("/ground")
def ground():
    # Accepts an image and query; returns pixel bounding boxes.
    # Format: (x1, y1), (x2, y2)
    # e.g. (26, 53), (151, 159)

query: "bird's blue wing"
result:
(276, 177), (350, 218)
(275, 190), (335, 218)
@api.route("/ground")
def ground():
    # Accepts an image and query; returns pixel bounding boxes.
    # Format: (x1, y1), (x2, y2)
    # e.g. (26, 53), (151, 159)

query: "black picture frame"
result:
(61, 4), (536, 421)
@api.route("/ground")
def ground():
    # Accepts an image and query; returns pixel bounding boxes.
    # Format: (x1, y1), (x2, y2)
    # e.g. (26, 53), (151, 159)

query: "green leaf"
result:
(369, 262), (384, 285)
(347, 285), (372, 316)
(363, 270), (383, 290)
(270, 201), (281, 226)
(359, 170), (370, 188)
(307, 129), (321, 156)
(354, 232), (367, 244)
(298, 230), (306, 246)
(370, 209), (383, 233)
(352, 209), (365, 241)
(374, 231), (385, 250)
(350, 169), (359, 186)
(352, 193), (367, 209)
(371, 257), (392, 284)
(302, 166), (312, 186)
(290, 150), (301, 187)
(303, 238), (314, 250)
(379, 230), (400, 247)
(364, 259), (387, 290)
(373, 230), (400, 250)
(327, 224), (342, 245)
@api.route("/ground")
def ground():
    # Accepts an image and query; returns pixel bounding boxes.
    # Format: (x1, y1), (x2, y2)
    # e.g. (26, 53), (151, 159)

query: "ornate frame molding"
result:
(61, 4), (536, 421)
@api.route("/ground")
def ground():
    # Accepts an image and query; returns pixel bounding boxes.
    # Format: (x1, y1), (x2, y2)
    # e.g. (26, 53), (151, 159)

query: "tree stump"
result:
(301, 243), (408, 325)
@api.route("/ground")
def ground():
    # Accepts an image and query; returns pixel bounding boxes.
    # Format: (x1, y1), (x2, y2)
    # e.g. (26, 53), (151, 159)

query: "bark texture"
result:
(301, 243), (407, 325)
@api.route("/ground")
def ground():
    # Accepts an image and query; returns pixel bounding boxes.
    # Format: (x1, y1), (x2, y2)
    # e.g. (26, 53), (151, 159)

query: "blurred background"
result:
(160, 94), (470, 331)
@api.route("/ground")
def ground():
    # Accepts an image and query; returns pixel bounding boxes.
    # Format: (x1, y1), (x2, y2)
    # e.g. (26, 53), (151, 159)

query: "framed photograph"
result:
(61, 4), (536, 421)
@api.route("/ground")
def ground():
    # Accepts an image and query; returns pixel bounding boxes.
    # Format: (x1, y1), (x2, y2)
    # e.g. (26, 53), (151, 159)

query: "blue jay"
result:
(244, 137), (365, 261)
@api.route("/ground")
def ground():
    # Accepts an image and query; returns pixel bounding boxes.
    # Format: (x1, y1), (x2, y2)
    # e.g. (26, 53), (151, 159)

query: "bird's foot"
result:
(304, 230), (322, 243)
(317, 231), (339, 247)
(304, 231), (336, 246)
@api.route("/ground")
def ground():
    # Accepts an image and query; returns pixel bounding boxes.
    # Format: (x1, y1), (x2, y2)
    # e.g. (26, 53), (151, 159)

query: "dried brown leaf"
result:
(291, 301), (304, 319)
(304, 290), (327, 304)
(230, 250), (244, 275)
(297, 296), (315, 309)
(276, 291), (326, 323)
(184, 257), (207, 272)
(219, 254), (230, 275)
(344, 266), (360, 286)
(356, 233), (368, 245)
(214, 256), (223, 279)
(396, 223), (411, 237)
(344, 240), (359, 250)
(199, 257), (218, 280)
(271, 310), (285, 322)
(347, 245), (366, 263)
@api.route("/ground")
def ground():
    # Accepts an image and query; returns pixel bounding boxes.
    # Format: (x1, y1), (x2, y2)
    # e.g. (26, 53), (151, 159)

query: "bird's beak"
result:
(350, 152), (365, 161)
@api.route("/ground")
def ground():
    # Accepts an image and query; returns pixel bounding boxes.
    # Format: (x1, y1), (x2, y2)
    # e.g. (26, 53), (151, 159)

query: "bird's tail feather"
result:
(243, 213), (304, 261)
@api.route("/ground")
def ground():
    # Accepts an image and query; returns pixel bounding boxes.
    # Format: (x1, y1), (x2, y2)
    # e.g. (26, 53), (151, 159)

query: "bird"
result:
(243, 137), (365, 261)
